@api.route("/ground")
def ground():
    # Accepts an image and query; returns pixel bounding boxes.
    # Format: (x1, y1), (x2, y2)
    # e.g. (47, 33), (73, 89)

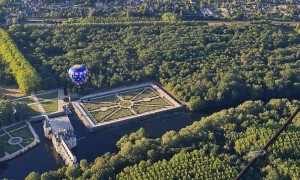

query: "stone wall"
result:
(72, 82), (185, 132)
(52, 136), (77, 166)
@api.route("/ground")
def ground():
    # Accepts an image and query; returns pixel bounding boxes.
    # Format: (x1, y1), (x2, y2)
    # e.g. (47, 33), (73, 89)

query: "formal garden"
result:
(12, 90), (59, 116)
(80, 84), (181, 125)
(0, 121), (37, 158)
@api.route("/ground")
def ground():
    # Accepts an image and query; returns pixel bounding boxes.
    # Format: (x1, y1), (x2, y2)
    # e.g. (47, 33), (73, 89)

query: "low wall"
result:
(72, 102), (92, 130)
(29, 115), (45, 122)
(48, 111), (65, 118)
(152, 82), (184, 106)
(73, 102), (185, 132)
(0, 139), (40, 162)
(28, 111), (65, 122)
(73, 82), (185, 132)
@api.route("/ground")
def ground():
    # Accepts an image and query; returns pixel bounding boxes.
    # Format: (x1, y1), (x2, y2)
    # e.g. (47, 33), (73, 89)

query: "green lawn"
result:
(108, 108), (133, 120)
(0, 129), (5, 136)
(5, 121), (27, 132)
(10, 125), (34, 148)
(10, 126), (34, 139)
(83, 103), (102, 111)
(83, 102), (115, 111)
(37, 91), (58, 101)
(27, 104), (41, 116)
(119, 89), (143, 100)
(134, 88), (158, 101)
(141, 98), (171, 106)
(0, 134), (10, 143)
(14, 97), (34, 104)
(21, 137), (35, 147)
(0, 122), (36, 155)
(88, 95), (119, 103)
(91, 107), (119, 123)
(3, 142), (22, 154)
(41, 99), (58, 113)
(133, 105), (161, 114)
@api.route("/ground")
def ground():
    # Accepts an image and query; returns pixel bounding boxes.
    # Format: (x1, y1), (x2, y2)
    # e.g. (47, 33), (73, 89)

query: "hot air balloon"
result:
(68, 64), (88, 86)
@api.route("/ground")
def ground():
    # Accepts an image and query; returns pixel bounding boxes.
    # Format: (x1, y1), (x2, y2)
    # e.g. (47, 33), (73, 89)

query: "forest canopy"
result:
(27, 99), (300, 179)
(0, 28), (41, 94)
(7, 22), (300, 109)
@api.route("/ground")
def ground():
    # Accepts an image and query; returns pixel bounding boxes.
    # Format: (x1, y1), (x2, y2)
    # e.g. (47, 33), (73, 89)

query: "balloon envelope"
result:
(68, 64), (88, 86)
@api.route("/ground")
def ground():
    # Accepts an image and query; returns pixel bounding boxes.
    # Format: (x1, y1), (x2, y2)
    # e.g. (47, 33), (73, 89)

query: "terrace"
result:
(73, 82), (183, 132)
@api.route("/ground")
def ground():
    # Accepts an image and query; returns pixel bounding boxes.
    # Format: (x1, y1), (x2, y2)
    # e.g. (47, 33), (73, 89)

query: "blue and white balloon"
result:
(68, 64), (88, 86)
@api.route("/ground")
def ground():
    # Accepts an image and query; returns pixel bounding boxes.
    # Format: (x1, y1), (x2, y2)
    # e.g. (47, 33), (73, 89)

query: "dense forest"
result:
(0, 28), (41, 94)
(0, 56), (15, 84)
(7, 22), (300, 110)
(25, 99), (300, 179)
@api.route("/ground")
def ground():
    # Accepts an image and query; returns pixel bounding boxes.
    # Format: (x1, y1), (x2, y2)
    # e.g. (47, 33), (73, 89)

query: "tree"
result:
(162, 13), (177, 22)
(0, 100), (14, 126)
(188, 96), (206, 111)
(25, 172), (41, 180)
(13, 103), (32, 121)
(0, 28), (41, 94)
(80, 159), (89, 171)
(0, 0), (5, 6)
(65, 165), (81, 179)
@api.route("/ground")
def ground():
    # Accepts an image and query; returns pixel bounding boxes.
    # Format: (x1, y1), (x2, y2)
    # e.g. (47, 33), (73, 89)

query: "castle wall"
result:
(43, 116), (77, 166)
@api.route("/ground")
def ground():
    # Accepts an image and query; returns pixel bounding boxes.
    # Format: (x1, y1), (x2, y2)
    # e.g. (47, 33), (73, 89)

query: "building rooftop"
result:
(48, 116), (74, 134)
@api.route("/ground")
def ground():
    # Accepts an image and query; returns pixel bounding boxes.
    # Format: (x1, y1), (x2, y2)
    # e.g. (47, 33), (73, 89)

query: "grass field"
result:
(134, 88), (158, 101)
(91, 107), (119, 122)
(140, 98), (170, 106)
(36, 91), (58, 101)
(88, 95), (119, 103)
(108, 109), (133, 120)
(119, 89), (143, 100)
(83, 102), (115, 111)
(0, 122), (35, 155)
(10, 127), (34, 147)
(41, 99), (58, 113)
(3, 142), (22, 154)
(10, 126), (33, 139)
(13, 97), (41, 116)
(134, 105), (161, 114)
(27, 104), (41, 116)
(0, 134), (10, 143)
(14, 97), (34, 104)
(5, 121), (27, 132)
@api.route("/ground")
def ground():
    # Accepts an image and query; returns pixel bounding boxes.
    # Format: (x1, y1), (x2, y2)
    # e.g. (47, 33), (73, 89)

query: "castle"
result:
(43, 116), (77, 166)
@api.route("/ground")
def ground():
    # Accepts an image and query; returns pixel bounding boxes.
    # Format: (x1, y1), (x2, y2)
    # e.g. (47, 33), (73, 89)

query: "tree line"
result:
(25, 99), (300, 179)
(7, 22), (300, 109)
(0, 28), (41, 94)
(0, 99), (34, 127)
(0, 56), (15, 84)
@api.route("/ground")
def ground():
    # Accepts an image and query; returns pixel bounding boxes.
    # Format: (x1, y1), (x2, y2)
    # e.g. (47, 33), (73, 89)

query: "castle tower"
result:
(43, 118), (52, 139)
